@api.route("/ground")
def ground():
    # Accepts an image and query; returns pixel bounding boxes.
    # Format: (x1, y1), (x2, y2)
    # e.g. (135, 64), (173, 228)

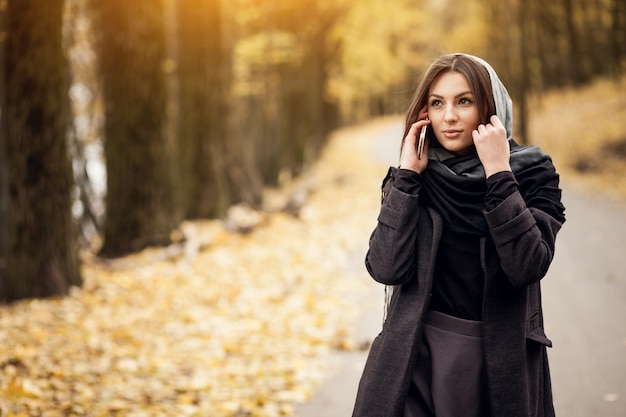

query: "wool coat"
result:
(352, 167), (564, 417)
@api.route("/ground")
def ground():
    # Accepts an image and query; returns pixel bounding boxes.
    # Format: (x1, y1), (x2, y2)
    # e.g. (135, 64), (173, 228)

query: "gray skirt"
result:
(403, 310), (490, 417)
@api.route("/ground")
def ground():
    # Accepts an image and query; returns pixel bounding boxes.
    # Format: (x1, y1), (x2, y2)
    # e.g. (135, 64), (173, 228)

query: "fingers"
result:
(490, 114), (504, 129)
(473, 115), (506, 140)
(406, 117), (430, 144)
(472, 115), (511, 177)
(406, 121), (420, 142)
(400, 117), (431, 173)
(417, 106), (429, 121)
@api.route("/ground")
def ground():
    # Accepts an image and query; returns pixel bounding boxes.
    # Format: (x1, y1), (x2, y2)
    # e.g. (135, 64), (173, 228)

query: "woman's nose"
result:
(444, 106), (458, 122)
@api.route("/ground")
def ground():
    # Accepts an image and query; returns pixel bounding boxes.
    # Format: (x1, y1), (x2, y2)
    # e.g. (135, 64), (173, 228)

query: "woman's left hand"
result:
(399, 108), (431, 173)
(472, 115), (512, 178)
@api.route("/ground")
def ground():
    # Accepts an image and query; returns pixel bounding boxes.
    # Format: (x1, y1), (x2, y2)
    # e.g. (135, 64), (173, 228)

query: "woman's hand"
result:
(400, 109), (431, 173)
(472, 115), (511, 178)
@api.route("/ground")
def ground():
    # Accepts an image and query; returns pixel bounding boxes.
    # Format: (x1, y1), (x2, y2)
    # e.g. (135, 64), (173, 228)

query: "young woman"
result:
(352, 54), (566, 417)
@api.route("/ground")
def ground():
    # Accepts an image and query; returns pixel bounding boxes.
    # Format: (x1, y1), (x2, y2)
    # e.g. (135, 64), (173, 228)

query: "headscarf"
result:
(418, 54), (565, 235)
(465, 54), (514, 140)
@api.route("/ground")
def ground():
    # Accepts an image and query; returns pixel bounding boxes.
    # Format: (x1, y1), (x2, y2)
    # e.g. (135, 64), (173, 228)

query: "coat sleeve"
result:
(365, 170), (422, 286)
(483, 190), (564, 287)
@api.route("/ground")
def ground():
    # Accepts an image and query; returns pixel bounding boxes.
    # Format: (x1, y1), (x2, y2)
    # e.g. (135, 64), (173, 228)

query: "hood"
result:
(463, 54), (514, 140)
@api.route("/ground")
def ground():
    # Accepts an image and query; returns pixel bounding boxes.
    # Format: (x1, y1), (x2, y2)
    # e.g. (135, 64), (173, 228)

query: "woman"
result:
(352, 54), (565, 417)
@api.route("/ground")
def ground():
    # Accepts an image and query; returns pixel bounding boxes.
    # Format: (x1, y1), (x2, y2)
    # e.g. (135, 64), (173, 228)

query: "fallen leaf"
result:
(0, 118), (395, 416)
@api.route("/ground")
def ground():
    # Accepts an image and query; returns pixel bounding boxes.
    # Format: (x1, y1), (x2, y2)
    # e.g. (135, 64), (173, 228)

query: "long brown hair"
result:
(402, 54), (496, 150)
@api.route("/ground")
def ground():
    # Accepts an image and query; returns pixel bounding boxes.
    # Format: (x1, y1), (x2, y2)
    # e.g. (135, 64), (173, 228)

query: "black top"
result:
(394, 169), (518, 320)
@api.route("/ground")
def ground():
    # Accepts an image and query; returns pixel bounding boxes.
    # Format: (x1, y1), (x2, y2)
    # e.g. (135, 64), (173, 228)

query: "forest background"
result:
(0, 0), (624, 302)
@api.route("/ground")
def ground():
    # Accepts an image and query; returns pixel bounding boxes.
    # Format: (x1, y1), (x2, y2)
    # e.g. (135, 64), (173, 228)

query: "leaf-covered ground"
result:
(0, 118), (395, 416)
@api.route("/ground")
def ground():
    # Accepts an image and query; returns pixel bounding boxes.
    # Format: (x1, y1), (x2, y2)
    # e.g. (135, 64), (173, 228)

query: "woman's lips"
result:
(443, 129), (462, 138)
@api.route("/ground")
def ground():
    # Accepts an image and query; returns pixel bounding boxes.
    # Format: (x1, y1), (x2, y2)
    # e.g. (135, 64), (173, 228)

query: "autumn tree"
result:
(0, 0), (82, 301)
(483, 0), (626, 92)
(485, 0), (625, 140)
(326, 0), (435, 121)
(91, 0), (181, 257)
(230, 0), (344, 186)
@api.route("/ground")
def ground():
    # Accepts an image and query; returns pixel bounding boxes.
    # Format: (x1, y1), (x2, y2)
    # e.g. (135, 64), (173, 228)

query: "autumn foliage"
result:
(0, 119), (394, 416)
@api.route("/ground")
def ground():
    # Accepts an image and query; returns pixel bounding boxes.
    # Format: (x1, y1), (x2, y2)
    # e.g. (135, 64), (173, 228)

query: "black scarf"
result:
(420, 140), (566, 236)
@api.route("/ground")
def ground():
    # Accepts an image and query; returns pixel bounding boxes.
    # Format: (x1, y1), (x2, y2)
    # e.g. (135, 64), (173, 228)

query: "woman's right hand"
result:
(400, 109), (430, 173)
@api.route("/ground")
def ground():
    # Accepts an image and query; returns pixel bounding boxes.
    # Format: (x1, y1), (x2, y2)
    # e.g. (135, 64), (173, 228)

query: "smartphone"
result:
(417, 123), (427, 160)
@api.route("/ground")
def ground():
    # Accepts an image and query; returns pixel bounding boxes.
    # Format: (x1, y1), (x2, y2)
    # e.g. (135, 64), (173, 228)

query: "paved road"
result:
(295, 120), (626, 416)
(544, 182), (626, 416)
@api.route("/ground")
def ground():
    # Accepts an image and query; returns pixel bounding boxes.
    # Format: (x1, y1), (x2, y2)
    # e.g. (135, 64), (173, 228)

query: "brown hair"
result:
(402, 54), (496, 149)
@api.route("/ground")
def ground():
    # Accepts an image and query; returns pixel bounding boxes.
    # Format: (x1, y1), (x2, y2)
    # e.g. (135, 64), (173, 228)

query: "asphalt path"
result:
(295, 120), (626, 417)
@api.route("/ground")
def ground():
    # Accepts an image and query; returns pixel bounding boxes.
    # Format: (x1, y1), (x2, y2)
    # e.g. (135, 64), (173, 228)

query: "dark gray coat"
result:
(352, 173), (563, 417)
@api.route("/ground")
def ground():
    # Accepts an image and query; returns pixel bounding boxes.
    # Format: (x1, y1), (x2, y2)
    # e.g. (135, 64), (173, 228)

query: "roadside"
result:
(0, 117), (399, 416)
(294, 118), (401, 417)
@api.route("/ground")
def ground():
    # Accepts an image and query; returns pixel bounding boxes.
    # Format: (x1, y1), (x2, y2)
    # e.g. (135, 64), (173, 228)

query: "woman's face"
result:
(427, 71), (481, 156)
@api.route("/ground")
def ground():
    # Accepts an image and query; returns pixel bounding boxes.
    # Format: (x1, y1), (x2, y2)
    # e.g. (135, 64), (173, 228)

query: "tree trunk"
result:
(92, 0), (181, 257)
(0, 1), (7, 293)
(610, 0), (626, 77)
(1, 0), (82, 301)
(562, 0), (583, 84)
(176, 0), (234, 219)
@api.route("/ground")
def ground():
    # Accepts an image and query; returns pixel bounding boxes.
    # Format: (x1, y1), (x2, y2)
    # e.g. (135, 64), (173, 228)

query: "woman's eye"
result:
(459, 97), (473, 105)
(430, 99), (442, 107)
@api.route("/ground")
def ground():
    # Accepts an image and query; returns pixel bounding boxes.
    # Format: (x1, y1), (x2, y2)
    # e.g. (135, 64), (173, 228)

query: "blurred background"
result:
(1, 0), (624, 300)
(0, 0), (625, 415)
